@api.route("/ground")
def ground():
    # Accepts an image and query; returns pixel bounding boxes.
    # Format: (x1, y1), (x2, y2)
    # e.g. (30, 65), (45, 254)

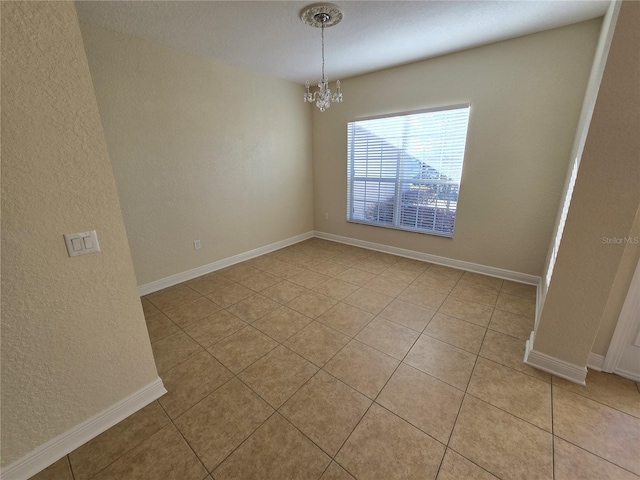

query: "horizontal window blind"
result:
(347, 105), (470, 237)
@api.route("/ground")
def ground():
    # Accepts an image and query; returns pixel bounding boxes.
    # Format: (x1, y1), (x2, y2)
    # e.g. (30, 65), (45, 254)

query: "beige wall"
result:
(1, 2), (159, 467)
(80, 24), (314, 287)
(313, 19), (601, 276)
(533, 0), (640, 365)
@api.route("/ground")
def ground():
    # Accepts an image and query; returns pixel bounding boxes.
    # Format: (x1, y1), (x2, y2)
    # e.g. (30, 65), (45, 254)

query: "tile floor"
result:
(31, 238), (640, 480)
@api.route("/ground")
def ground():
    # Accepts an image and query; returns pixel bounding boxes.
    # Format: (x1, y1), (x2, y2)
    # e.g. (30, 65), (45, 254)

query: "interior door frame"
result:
(602, 258), (640, 378)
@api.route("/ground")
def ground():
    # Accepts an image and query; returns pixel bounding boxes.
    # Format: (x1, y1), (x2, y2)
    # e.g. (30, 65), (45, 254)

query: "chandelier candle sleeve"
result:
(301, 4), (344, 111)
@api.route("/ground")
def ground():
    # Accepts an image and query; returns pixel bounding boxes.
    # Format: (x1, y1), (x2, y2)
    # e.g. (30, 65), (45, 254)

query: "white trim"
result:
(1, 378), (166, 480)
(314, 231), (540, 285)
(603, 259), (640, 373)
(138, 231), (314, 296)
(611, 367), (640, 383)
(587, 352), (605, 372)
(524, 331), (587, 385)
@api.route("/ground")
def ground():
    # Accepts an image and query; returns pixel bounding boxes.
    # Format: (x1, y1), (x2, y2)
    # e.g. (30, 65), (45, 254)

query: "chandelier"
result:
(301, 4), (343, 112)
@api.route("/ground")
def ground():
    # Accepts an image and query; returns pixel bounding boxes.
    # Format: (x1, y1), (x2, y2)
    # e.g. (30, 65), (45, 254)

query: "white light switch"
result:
(64, 230), (100, 257)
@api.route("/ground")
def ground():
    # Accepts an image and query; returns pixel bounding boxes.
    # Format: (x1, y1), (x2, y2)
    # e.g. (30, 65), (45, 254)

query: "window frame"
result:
(346, 104), (471, 238)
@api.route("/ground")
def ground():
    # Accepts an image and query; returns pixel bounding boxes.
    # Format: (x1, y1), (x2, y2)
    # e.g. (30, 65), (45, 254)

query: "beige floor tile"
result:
(90, 424), (206, 480)
(354, 257), (392, 274)
(261, 280), (308, 304)
(501, 280), (537, 300)
(186, 272), (232, 296)
(253, 305), (313, 342)
(314, 278), (360, 301)
(145, 313), (179, 343)
(268, 261), (306, 279)
(287, 291), (338, 318)
(284, 322), (350, 367)
(213, 414), (330, 480)
(151, 330), (203, 374)
(336, 403), (445, 480)
(553, 387), (640, 475)
(208, 325), (278, 373)
(317, 302), (375, 337)
(369, 251), (400, 265)
(404, 335), (476, 390)
(343, 288), (393, 315)
(467, 357), (552, 431)
(218, 264), (261, 282)
(227, 293), (280, 323)
(424, 313), (486, 354)
(162, 296), (221, 328)
(29, 457), (74, 480)
(488, 308), (534, 340)
(355, 317), (420, 360)
(174, 378), (273, 471)
(399, 284), (448, 310)
(238, 271), (280, 292)
(332, 253), (369, 267)
(450, 396), (553, 480)
(147, 284), (201, 311)
(438, 297), (493, 327)
(69, 402), (170, 480)
(553, 370), (640, 418)
(280, 370), (371, 456)
(379, 299), (436, 332)
(239, 345), (319, 408)
(412, 272), (458, 293)
(554, 437), (639, 480)
(380, 265), (423, 285)
(289, 270), (332, 289)
(323, 340), (399, 399)
(458, 272), (503, 292)
(183, 310), (246, 348)
(158, 351), (233, 419)
(310, 260), (349, 277)
(427, 264), (464, 280)
(436, 449), (499, 480)
(205, 282), (253, 308)
(141, 298), (160, 318)
(479, 330), (551, 382)
(377, 363), (463, 444)
(320, 462), (356, 480)
(495, 292), (536, 318)
(364, 275), (408, 297)
(450, 283), (498, 307)
(335, 268), (378, 286)
(244, 254), (285, 272)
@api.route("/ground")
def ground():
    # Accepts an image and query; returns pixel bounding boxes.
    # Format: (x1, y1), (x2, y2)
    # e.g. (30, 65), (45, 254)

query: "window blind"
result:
(346, 105), (470, 237)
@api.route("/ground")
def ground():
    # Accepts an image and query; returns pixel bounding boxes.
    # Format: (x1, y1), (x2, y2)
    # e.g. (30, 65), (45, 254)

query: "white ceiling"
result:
(75, 1), (609, 84)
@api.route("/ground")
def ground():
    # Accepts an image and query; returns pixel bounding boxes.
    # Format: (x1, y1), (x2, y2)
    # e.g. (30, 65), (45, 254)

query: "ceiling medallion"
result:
(301, 3), (343, 112)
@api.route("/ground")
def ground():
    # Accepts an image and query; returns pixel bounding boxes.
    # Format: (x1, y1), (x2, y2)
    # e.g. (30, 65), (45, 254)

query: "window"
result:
(346, 105), (470, 237)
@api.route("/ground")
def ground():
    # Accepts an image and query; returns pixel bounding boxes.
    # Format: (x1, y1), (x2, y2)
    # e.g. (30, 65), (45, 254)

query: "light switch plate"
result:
(64, 230), (100, 257)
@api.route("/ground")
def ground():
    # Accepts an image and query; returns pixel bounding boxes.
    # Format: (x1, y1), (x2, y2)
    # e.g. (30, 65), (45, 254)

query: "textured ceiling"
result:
(75, 1), (609, 84)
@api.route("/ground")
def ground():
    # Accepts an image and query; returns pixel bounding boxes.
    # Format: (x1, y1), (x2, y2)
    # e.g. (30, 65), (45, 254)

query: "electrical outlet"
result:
(194, 240), (201, 250)
(324, 212), (329, 220)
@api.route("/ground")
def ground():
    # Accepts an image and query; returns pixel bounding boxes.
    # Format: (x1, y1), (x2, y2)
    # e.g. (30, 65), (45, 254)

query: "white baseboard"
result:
(314, 231), (540, 285)
(587, 352), (605, 371)
(612, 367), (640, 382)
(1, 378), (166, 480)
(138, 231), (314, 296)
(524, 331), (587, 385)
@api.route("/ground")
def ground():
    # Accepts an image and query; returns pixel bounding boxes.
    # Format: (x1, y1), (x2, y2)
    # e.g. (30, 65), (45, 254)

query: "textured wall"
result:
(80, 24), (314, 286)
(312, 19), (600, 276)
(1, 2), (159, 466)
(533, 1), (640, 365)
